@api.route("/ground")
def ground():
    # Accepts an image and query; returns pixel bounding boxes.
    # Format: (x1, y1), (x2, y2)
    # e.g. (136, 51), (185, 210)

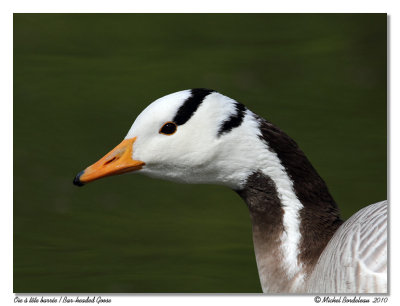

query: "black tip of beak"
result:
(73, 171), (85, 187)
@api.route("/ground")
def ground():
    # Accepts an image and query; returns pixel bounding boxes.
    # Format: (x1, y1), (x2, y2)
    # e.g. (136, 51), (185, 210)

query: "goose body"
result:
(74, 89), (387, 293)
(306, 200), (387, 293)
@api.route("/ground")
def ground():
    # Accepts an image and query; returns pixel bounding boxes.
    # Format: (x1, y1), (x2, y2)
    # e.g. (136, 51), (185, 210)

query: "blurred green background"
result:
(13, 14), (387, 293)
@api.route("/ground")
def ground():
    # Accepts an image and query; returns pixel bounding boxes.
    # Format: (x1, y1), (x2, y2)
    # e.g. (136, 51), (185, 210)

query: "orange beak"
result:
(73, 137), (145, 186)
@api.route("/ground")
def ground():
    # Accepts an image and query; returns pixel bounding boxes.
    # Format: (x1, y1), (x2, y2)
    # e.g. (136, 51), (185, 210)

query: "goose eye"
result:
(159, 122), (177, 135)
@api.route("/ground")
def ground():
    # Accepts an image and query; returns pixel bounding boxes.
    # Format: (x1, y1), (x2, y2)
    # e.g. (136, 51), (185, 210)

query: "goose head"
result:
(74, 89), (263, 189)
(73, 88), (350, 293)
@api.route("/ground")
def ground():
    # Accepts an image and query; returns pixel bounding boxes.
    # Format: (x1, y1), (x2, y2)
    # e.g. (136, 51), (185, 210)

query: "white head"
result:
(74, 89), (266, 189)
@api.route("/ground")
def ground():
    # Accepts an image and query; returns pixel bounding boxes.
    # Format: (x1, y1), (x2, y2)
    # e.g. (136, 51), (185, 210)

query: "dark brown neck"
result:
(236, 170), (342, 292)
(234, 117), (343, 292)
(236, 172), (289, 292)
(257, 118), (343, 271)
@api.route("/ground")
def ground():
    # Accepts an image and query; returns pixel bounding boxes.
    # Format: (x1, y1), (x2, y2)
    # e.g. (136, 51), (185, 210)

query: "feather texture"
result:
(306, 201), (387, 293)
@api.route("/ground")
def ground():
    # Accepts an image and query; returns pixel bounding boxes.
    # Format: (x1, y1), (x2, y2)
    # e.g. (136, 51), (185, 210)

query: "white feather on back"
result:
(306, 201), (387, 293)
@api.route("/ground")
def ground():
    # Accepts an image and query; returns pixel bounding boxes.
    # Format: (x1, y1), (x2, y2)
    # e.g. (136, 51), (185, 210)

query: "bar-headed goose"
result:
(73, 89), (387, 293)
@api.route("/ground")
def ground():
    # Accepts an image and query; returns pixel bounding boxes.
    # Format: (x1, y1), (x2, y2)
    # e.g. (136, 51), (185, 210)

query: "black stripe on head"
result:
(173, 88), (214, 126)
(218, 101), (246, 137)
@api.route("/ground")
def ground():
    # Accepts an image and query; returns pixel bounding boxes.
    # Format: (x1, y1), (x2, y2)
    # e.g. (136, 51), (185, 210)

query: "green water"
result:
(14, 13), (387, 293)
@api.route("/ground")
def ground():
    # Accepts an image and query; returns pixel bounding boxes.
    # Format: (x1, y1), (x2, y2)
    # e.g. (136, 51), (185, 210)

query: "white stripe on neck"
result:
(258, 148), (305, 283)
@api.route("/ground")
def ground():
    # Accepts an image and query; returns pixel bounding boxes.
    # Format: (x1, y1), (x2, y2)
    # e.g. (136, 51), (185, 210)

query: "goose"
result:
(73, 88), (387, 293)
